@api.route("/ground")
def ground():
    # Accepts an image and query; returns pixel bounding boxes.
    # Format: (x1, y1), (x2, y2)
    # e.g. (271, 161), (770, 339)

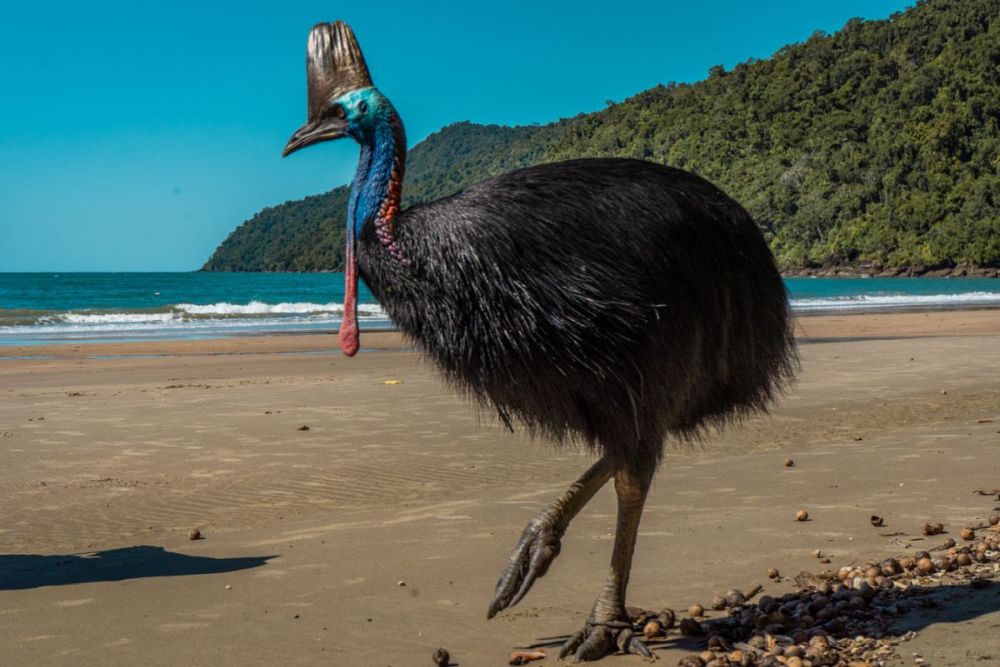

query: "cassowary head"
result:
(282, 21), (405, 357)
(282, 21), (394, 155)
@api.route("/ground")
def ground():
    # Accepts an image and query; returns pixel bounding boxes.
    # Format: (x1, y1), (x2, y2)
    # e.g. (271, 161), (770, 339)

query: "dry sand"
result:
(1, 310), (998, 666)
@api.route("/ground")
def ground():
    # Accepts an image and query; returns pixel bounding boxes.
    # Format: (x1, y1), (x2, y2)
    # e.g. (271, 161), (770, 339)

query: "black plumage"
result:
(359, 158), (796, 474)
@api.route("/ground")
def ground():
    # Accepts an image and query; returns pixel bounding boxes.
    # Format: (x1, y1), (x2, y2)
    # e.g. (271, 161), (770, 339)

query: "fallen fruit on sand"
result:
(922, 522), (944, 536)
(990, 513), (1000, 526)
(508, 649), (546, 665)
(188, 528), (202, 540)
(768, 568), (780, 579)
(784, 458), (794, 467)
(943, 537), (956, 548)
(796, 509), (809, 521)
(961, 527), (976, 540)
(711, 595), (727, 611)
(431, 647), (449, 667)
(880, 558), (901, 576)
(669, 519), (1000, 667)
(689, 603), (705, 618)
(642, 619), (663, 639)
(658, 608), (677, 629)
(870, 515), (883, 527)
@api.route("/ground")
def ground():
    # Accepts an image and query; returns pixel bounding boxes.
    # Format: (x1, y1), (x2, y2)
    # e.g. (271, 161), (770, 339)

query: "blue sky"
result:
(1, 0), (912, 272)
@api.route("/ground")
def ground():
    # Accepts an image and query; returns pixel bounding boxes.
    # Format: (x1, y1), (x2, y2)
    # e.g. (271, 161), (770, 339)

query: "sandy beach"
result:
(1, 310), (999, 666)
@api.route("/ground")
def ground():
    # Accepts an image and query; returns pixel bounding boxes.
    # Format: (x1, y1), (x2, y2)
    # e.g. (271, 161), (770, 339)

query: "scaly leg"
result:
(560, 465), (654, 662)
(488, 456), (615, 618)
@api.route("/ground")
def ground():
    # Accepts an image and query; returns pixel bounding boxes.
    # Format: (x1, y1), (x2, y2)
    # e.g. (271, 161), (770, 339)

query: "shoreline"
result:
(1, 308), (999, 359)
(0, 304), (1000, 352)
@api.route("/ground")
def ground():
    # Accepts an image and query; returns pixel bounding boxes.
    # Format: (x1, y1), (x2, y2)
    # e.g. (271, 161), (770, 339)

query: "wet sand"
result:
(1, 310), (998, 665)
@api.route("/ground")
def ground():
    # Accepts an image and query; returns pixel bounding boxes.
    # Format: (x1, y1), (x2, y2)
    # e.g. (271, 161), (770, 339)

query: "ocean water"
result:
(1, 272), (999, 346)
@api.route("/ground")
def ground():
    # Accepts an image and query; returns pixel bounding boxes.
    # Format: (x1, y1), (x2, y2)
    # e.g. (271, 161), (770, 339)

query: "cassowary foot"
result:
(487, 516), (563, 618)
(559, 616), (652, 662)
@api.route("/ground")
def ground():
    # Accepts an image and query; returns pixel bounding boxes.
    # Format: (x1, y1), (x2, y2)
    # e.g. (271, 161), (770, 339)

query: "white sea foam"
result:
(57, 312), (181, 324)
(791, 291), (1000, 312)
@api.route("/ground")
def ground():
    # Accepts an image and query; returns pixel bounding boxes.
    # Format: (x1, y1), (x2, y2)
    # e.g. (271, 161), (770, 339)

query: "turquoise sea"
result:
(1, 272), (999, 346)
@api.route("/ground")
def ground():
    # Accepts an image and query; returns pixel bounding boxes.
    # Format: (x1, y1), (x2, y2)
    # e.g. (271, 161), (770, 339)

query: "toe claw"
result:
(574, 625), (612, 662)
(628, 636), (653, 659)
(559, 628), (586, 659)
(487, 521), (561, 618)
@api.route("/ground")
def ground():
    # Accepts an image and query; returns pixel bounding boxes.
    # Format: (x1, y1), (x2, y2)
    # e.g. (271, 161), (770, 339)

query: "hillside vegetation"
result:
(204, 0), (1000, 275)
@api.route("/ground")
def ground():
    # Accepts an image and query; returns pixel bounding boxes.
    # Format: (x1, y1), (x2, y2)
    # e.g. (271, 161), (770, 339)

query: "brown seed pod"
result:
(658, 608), (677, 629)
(943, 537), (956, 548)
(767, 568), (780, 580)
(870, 515), (884, 527)
(899, 556), (915, 570)
(725, 589), (747, 607)
(961, 527), (975, 541)
(432, 647), (450, 667)
(711, 595), (727, 611)
(677, 656), (705, 667)
(643, 619), (663, 639)
(990, 513), (999, 526)
(783, 458), (795, 467)
(956, 552), (973, 566)
(880, 558), (901, 576)
(916, 557), (935, 575)
(796, 509), (809, 522)
(689, 603), (705, 618)
(922, 522), (944, 536)
(188, 527), (202, 540)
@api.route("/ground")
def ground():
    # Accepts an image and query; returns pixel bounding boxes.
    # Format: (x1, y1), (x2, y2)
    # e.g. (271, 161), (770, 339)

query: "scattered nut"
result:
(796, 509), (809, 522)
(922, 522), (944, 536)
(961, 527), (976, 541)
(870, 515), (884, 527)
(688, 603), (704, 618)
(767, 568), (780, 579)
(784, 458), (795, 467)
(432, 647), (450, 667)
(188, 528), (202, 540)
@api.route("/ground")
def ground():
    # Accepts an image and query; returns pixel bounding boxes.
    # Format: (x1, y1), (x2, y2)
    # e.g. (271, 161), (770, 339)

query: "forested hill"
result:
(203, 0), (1000, 274)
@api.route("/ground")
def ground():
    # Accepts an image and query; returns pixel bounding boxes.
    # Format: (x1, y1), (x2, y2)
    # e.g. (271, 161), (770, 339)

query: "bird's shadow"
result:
(0, 545), (274, 590)
(521, 579), (1000, 655)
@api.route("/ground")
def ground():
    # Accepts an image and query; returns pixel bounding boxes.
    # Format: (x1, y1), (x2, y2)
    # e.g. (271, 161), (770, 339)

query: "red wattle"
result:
(339, 243), (360, 357)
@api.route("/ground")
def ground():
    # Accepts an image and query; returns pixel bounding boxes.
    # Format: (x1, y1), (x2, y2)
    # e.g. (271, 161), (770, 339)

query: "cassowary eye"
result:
(332, 104), (346, 119)
(358, 100), (368, 115)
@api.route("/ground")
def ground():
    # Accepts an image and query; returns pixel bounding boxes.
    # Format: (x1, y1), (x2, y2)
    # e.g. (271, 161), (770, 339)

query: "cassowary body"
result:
(284, 22), (796, 661)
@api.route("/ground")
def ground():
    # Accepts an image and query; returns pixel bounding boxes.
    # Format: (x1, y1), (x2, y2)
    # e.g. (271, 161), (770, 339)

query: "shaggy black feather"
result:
(358, 158), (797, 474)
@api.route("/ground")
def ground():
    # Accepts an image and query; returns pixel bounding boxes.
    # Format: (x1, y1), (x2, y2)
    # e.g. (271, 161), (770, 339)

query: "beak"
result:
(282, 118), (348, 157)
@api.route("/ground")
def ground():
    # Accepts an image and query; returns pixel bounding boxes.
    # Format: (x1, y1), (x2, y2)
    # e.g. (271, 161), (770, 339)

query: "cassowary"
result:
(283, 22), (797, 661)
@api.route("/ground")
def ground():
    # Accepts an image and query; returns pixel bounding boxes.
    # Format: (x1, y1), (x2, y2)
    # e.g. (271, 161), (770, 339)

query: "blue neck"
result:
(348, 114), (406, 240)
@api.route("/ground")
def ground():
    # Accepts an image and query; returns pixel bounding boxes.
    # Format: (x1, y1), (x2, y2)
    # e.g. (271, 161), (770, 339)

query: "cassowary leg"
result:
(560, 465), (654, 662)
(487, 456), (614, 618)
